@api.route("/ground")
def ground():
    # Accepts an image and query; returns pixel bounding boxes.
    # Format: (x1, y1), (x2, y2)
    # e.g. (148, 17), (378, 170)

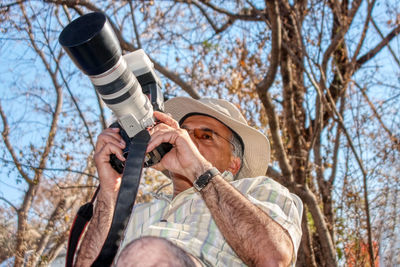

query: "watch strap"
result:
(193, 167), (220, 191)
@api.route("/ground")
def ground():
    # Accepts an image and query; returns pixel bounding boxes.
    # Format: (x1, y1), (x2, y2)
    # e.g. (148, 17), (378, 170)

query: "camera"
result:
(59, 12), (172, 173)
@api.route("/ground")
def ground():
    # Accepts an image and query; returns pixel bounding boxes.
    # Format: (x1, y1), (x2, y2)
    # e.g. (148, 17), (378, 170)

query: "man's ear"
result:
(227, 157), (241, 176)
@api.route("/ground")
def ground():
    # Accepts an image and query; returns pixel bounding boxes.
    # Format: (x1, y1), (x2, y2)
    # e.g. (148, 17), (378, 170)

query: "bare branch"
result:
(295, 186), (337, 267)
(0, 158), (98, 179)
(0, 196), (18, 212)
(298, 212), (318, 267)
(322, 0), (362, 78)
(351, 0), (376, 63)
(328, 92), (345, 185)
(128, 0), (142, 49)
(0, 102), (32, 185)
(62, 3), (72, 22)
(371, 17), (400, 68)
(152, 60), (201, 99)
(45, 0), (100, 12)
(253, 1), (290, 183)
(355, 24), (400, 70)
(45, 230), (69, 264)
(27, 199), (67, 266)
(190, 0), (235, 34)
(354, 82), (400, 151)
(197, 0), (266, 21)
(48, 1), (201, 99)
(262, 93), (293, 184)
(0, 0), (27, 11)
(256, 0), (281, 94)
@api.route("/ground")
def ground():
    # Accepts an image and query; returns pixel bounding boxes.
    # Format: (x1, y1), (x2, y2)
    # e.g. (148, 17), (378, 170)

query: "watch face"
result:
(194, 167), (220, 191)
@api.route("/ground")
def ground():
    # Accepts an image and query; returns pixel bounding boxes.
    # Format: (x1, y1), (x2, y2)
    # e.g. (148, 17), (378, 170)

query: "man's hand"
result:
(147, 111), (212, 182)
(94, 127), (126, 199)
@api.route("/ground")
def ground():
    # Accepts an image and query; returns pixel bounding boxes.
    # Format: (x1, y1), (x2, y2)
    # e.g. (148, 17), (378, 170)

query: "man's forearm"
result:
(200, 175), (293, 266)
(75, 191), (116, 267)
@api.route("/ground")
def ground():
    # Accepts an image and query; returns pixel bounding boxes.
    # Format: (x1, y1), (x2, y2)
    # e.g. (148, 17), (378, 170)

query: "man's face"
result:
(180, 115), (240, 175)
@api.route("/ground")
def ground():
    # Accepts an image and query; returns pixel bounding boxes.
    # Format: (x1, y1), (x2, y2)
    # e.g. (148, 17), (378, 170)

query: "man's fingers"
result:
(95, 143), (125, 165)
(154, 111), (179, 129)
(147, 129), (183, 153)
(96, 129), (126, 152)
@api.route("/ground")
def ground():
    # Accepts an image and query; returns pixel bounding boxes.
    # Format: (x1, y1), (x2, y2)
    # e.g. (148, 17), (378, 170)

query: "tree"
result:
(0, 0), (399, 266)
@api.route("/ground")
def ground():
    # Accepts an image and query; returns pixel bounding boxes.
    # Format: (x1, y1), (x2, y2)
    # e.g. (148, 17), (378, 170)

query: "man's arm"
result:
(75, 127), (125, 266)
(198, 169), (294, 267)
(75, 191), (116, 266)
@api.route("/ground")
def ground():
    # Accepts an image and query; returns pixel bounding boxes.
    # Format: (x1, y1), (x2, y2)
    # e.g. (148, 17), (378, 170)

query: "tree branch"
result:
(298, 210), (318, 267)
(256, 0), (293, 186)
(0, 0), (27, 11)
(256, 0), (281, 94)
(262, 93), (293, 185)
(371, 17), (400, 68)
(351, 0), (376, 63)
(0, 158), (98, 179)
(295, 186), (337, 267)
(0, 102), (32, 185)
(128, 0), (142, 49)
(0, 196), (18, 212)
(197, 0), (266, 21)
(190, 0), (235, 34)
(45, 230), (69, 264)
(45, 0), (100, 12)
(152, 60), (201, 99)
(355, 24), (400, 70)
(354, 82), (400, 151)
(322, 0), (362, 78)
(28, 199), (67, 266)
(328, 91), (345, 185)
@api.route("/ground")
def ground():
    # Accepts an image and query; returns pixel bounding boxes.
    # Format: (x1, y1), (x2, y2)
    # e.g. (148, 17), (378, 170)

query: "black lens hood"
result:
(59, 12), (121, 76)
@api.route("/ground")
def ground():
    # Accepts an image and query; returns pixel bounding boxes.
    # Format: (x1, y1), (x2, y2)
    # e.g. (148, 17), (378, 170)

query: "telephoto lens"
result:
(59, 12), (154, 138)
(59, 12), (172, 171)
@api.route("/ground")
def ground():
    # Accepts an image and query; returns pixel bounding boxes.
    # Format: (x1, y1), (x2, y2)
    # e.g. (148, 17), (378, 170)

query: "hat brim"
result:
(164, 97), (270, 179)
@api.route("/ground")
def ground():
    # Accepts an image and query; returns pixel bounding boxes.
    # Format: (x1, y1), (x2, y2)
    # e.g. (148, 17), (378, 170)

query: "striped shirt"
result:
(117, 175), (303, 266)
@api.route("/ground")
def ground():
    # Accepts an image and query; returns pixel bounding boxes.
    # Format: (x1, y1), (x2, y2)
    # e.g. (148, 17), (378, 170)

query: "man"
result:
(76, 97), (302, 266)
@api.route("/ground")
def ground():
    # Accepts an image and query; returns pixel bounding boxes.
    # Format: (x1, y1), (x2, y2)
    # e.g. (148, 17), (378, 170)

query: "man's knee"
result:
(116, 236), (197, 267)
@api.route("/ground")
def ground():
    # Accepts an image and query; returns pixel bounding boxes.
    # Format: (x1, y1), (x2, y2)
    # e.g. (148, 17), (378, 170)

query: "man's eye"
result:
(200, 132), (213, 140)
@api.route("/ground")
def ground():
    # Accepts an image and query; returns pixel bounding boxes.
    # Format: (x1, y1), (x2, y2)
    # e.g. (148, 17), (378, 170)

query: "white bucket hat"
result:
(164, 97), (270, 179)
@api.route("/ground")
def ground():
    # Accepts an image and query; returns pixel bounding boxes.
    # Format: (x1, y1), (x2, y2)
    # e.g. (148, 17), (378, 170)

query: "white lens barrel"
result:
(90, 56), (154, 137)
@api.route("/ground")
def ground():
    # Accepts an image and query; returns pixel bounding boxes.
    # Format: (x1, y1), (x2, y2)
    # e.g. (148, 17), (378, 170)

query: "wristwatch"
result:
(193, 167), (220, 191)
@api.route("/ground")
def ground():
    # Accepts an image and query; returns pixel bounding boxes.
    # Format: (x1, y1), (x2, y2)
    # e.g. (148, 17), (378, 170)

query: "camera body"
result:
(59, 12), (171, 173)
(106, 49), (171, 173)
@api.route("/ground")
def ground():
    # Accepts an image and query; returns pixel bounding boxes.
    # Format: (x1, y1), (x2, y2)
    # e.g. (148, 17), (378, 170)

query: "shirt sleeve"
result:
(236, 176), (303, 263)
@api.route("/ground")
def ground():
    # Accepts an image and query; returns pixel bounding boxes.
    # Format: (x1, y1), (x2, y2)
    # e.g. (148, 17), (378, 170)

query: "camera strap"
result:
(66, 129), (150, 267)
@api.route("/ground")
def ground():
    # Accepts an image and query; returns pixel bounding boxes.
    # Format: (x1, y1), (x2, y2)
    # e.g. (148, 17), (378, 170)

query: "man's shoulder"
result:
(233, 176), (303, 219)
(231, 175), (288, 191)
